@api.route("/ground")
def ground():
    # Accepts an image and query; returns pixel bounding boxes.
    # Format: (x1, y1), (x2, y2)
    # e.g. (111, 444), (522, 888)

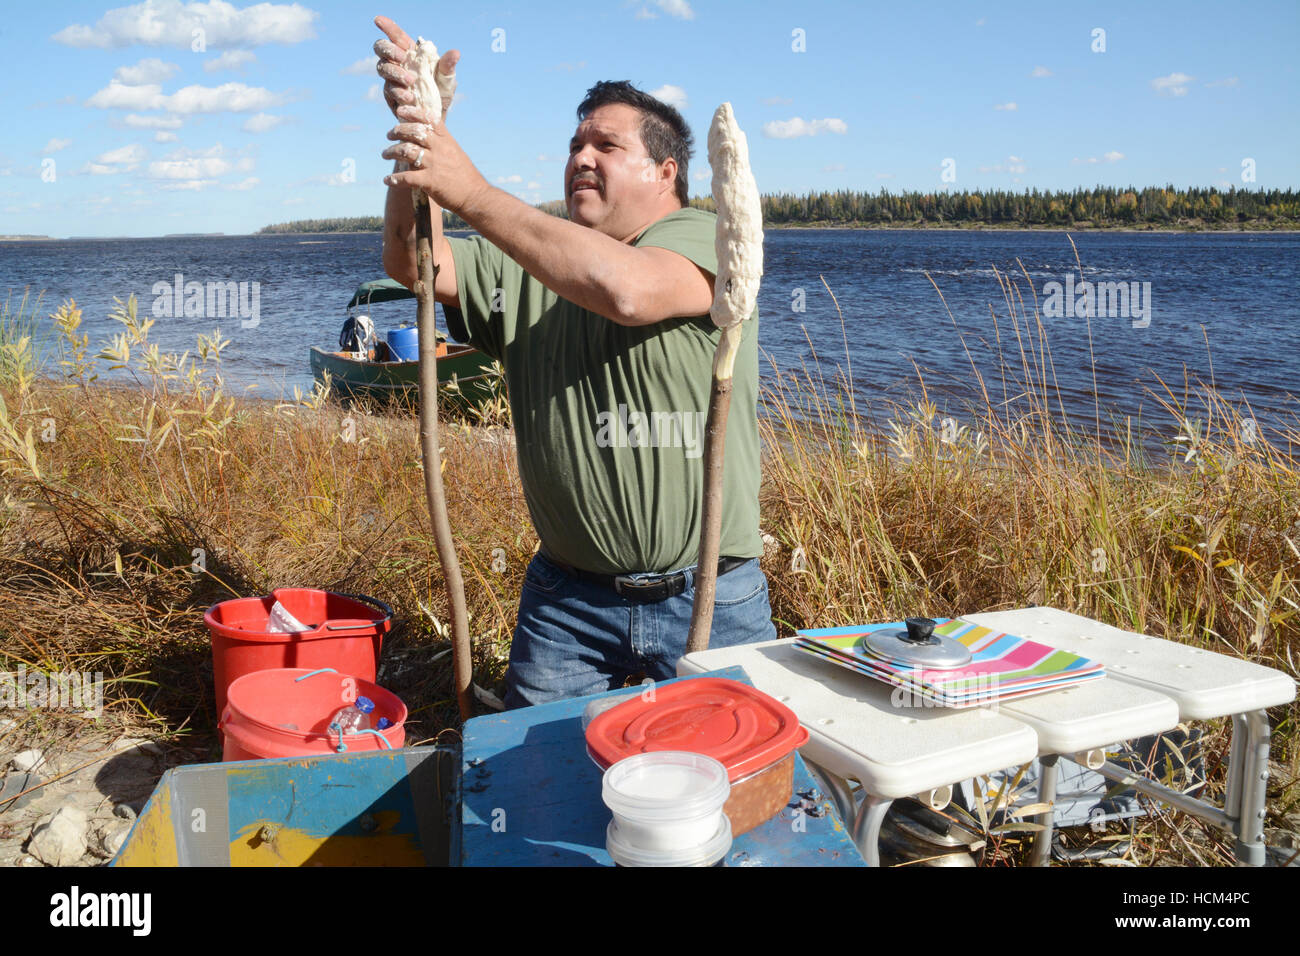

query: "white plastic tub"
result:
(601, 751), (732, 866)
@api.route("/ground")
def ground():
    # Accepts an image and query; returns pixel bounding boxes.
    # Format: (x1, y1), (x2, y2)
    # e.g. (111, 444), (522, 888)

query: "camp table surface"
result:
(681, 608), (1296, 866)
(458, 665), (865, 867)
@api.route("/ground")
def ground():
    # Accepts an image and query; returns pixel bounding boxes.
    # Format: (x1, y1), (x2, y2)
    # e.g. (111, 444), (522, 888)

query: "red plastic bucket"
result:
(220, 668), (407, 761)
(205, 588), (392, 719)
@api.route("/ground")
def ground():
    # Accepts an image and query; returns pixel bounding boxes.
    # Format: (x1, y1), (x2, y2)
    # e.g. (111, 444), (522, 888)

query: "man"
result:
(375, 16), (775, 708)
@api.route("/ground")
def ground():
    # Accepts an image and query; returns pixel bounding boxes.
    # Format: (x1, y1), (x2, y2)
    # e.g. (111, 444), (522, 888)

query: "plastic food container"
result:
(601, 751), (732, 867)
(586, 678), (809, 836)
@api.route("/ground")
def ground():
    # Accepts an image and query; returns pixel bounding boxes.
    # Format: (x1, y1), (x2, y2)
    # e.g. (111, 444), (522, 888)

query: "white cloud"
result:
(114, 58), (179, 85)
(87, 81), (286, 113)
(42, 138), (73, 154)
(762, 117), (847, 139)
(823, 163), (845, 172)
(124, 113), (183, 129)
(496, 174), (523, 184)
(54, 0), (318, 49)
(1206, 77), (1240, 88)
(97, 143), (148, 165)
(158, 179), (218, 191)
(635, 6), (658, 19)
(526, 180), (541, 189)
(204, 50), (255, 73)
(226, 177), (259, 190)
(876, 173), (895, 179)
(653, 0), (695, 19)
(1152, 72), (1194, 96)
(1030, 65), (1052, 78)
(1071, 151), (1124, 165)
(154, 131), (179, 142)
(86, 82), (167, 110)
(82, 163), (128, 176)
(761, 96), (793, 106)
(977, 155), (1027, 174)
(167, 82), (285, 113)
(650, 84), (688, 110)
(691, 169), (709, 181)
(342, 56), (378, 76)
(994, 101), (1017, 111)
(149, 145), (253, 180)
(242, 112), (285, 133)
(365, 84), (382, 102)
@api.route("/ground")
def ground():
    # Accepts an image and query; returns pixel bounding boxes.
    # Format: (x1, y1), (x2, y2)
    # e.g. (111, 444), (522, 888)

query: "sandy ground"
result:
(0, 715), (205, 867)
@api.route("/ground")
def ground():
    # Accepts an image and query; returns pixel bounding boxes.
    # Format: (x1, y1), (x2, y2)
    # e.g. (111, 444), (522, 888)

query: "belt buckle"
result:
(613, 573), (673, 602)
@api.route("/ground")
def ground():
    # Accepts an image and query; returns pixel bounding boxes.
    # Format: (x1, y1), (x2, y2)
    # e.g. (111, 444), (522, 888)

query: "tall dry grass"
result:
(0, 266), (1296, 863)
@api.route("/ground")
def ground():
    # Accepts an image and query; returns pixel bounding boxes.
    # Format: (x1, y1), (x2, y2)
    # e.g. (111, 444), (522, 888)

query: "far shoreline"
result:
(8, 222), (1300, 242)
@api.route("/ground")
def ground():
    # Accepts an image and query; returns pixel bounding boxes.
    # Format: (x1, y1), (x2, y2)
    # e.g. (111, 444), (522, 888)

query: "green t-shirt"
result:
(444, 206), (762, 575)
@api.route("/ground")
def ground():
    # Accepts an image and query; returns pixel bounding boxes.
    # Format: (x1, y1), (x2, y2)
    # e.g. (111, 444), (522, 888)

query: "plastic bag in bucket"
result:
(220, 668), (407, 761)
(205, 589), (392, 718)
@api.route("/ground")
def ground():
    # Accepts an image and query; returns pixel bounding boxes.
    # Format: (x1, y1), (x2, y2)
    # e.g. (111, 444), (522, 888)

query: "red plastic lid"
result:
(585, 678), (809, 782)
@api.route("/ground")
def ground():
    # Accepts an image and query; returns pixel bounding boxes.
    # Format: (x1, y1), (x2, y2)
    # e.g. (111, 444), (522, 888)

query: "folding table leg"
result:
(851, 794), (893, 868)
(1031, 754), (1060, 867)
(1233, 710), (1271, 867)
(802, 759), (858, 834)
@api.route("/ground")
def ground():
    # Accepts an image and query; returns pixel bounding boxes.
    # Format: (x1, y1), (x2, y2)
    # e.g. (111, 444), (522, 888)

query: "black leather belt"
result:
(544, 554), (750, 603)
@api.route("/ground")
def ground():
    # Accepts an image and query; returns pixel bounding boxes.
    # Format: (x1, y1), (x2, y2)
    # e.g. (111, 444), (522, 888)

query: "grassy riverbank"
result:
(1, 287), (1296, 865)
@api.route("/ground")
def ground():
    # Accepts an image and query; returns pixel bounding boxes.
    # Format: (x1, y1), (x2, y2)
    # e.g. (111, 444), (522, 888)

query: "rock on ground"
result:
(28, 804), (89, 867)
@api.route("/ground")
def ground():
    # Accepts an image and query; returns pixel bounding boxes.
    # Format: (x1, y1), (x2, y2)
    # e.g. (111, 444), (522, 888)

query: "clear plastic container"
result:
(601, 751), (731, 862)
(606, 815), (732, 867)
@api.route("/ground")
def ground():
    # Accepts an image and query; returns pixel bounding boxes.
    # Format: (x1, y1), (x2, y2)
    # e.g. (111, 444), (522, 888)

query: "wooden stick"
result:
(414, 196), (473, 720)
(685, 103), (763, 656)
(686, 324), (742, 654)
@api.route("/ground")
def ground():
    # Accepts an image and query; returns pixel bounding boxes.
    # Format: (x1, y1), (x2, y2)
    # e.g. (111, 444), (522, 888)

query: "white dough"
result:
(403, 36), (455, 127)
(707, 102), (763, 333)
(400, 37), (457, 208)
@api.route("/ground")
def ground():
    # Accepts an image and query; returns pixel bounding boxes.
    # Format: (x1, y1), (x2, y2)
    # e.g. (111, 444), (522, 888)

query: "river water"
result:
(3, 228), (1297, 447)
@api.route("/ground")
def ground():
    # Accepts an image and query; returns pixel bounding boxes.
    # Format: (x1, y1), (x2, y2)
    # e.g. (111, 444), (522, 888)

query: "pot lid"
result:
(862, 617), (973, 669)
(585, 677), (809, 782)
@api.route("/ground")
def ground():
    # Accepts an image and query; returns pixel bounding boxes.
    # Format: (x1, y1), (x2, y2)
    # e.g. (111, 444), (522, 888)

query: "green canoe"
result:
(310, 278), (500, 408)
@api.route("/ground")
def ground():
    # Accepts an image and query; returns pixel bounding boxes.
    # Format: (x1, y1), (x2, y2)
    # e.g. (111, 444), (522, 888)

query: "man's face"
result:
(565, 103), (670, 239)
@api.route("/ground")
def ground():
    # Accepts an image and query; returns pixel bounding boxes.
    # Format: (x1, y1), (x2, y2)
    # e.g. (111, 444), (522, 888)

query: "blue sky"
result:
(2, 0), (1297, 237)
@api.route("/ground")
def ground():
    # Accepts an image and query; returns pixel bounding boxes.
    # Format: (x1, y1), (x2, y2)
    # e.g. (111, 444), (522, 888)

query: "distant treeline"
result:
(258, 186), (1298, 234)
(690, 186), (1300, 228)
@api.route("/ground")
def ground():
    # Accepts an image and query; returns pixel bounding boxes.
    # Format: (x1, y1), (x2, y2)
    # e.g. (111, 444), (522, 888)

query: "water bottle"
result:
(332, 695), (375, 735)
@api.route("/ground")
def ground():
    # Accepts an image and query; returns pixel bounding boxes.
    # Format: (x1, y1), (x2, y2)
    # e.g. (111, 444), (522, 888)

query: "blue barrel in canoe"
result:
(387, 325), (419, 362)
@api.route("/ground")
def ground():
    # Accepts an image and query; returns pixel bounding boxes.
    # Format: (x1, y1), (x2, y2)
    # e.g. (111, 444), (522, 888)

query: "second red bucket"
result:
(205, 588), (393, 718)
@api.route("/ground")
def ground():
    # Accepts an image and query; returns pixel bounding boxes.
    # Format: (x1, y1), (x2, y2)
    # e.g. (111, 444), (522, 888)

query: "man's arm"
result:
(383, 128), (714, 326)
(455, 185), (714, 327)
(381, 165), (459, 308)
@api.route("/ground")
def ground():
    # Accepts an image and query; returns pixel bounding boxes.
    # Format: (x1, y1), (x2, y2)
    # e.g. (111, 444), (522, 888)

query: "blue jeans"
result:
(503, 553), (778, 709)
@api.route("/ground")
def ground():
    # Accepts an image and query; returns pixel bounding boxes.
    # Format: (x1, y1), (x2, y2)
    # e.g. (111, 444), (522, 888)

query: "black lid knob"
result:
(903, 617), (937, 644)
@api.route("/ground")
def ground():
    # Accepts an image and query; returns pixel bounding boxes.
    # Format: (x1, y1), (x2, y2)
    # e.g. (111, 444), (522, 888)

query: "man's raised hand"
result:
(374, 16), (459, 123)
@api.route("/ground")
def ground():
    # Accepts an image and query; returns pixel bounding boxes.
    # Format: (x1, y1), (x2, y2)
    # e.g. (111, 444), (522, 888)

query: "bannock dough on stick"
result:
(708, 103), (763, 338)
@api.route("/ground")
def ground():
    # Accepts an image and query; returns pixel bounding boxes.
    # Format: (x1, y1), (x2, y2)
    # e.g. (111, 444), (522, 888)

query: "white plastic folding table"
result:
(679, 607), (1295, 866)
(965, 608), (1296, 866)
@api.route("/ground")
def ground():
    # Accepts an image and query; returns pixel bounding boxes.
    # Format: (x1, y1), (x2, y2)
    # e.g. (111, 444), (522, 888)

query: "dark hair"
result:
(576, 80), (693, 206)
